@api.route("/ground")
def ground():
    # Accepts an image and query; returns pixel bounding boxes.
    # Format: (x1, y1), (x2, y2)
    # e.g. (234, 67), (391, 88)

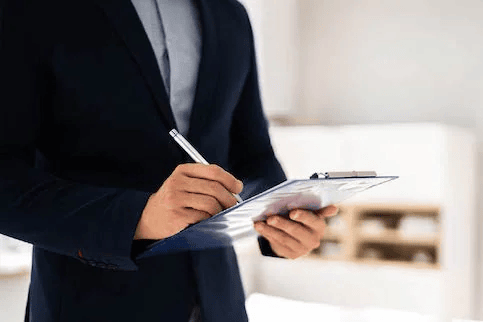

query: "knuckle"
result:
(162, 177), (175, 189)
(271, 216), (285, 228)
(172, 208), (184, 218)
(270, 216), (281, 227)
(285, 222), (299, 235)
(175, 164), (187, 173)
(311, 229), (322, 243)
(200, 211), (211, 221)
(167, 176), (181, 189)
(319, 218), (327, 229)
(280, 235), (291, 245)
(281, 218), (291, 228)
(208, 164), (222, 176)
(207, 181), (221, 193)
(316, 230), (324, 241)
(285, 225), (296, 236)
(165, 191), (178, 203)
(299, 212), (313, 224)
(189, 213), (204, 224)
(312, 239), (321, 249)
(262, 227), (274, 238)
(207, 196), (222, 213)
(260, 225), (273, 238)
(294, 223), (305, 235)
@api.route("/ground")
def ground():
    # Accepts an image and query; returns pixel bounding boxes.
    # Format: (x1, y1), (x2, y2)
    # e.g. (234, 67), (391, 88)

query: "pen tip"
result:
(169, 129), (178, 137)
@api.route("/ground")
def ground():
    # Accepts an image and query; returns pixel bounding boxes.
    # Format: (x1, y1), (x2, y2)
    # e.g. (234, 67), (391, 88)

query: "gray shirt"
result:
(131, 0), (202, 136)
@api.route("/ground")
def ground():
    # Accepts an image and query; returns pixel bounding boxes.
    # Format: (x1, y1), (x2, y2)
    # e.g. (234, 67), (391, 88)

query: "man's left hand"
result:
(254, 205), (338, 259)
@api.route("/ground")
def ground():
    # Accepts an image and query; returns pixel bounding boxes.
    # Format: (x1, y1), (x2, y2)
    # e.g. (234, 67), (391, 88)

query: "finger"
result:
(180, 207), (211, 225)
(315, 205), (338, 218)
(142, 207), (210, 239)
(181, 176), (238, 209)
(254, 222), (299, 258)
(175, 164), (243, 194)
(289, 209), (322, 227)
(180, 192), (223, 216)
(267, 215), (321, 250)
(266, 239), (299, 259)
(254, 221), (309, 256)
(289, 209), (326, 238)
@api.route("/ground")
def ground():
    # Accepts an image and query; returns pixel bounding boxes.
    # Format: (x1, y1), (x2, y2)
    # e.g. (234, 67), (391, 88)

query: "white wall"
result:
(238, 0), (300, 116)
(298, 0), (483, 128)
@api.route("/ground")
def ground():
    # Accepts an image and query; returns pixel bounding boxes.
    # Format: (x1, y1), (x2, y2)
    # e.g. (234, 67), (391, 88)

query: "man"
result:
(0, 0), (336, 321)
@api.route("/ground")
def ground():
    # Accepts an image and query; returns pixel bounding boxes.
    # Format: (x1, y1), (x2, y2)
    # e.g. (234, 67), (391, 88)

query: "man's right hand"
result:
(134, 164), (243, 240)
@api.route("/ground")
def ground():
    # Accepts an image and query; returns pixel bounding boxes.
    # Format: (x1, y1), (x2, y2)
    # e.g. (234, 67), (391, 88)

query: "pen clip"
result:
(310, 171), (377, 179)
(310, 172), (327, 179)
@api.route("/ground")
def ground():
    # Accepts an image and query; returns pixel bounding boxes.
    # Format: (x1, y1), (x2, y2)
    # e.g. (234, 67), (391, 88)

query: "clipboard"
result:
(136, 172), (398, 259)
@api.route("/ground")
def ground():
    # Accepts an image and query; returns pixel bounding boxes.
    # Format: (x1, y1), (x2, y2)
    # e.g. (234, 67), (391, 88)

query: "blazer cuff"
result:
(76, 190), (151, 271)
(257, 236), (280, 258)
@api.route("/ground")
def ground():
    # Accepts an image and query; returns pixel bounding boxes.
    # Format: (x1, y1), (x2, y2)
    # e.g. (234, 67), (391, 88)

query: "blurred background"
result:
(2, 0), (483, 321)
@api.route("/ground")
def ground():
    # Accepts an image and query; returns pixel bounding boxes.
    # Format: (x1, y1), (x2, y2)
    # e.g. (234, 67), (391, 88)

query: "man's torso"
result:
(9, 0), (253, 321)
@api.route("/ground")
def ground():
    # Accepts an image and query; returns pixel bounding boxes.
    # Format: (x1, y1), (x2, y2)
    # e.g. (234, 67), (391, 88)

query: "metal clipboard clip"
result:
(310, 171), (378, 179)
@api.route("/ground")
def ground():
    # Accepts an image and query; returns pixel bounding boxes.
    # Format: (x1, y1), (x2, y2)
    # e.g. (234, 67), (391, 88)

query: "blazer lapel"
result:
(187, 0), (221, 143)
(93, 0), (177, 130)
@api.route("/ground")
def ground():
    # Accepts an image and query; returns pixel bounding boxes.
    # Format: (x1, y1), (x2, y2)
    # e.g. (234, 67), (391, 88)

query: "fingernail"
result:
(290, 212), (299, 220)
(255, 222), (264, 231)
(268, 217), (278, 225)
(328, 206), (338, 216)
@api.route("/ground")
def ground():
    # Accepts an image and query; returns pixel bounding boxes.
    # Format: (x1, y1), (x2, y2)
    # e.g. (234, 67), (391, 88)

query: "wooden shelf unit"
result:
(358, 230), (440, 247)
(0, 270), (30, 280)
(313, 204), (441, 269)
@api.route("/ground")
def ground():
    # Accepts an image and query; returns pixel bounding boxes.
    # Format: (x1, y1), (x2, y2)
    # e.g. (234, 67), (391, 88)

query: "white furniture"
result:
(242, 123), (477, 322)
(246, 292), (437, 322)
(0, 274), (30, 322)
(0, 235), (32, 276)
(0, 235), (32, 322)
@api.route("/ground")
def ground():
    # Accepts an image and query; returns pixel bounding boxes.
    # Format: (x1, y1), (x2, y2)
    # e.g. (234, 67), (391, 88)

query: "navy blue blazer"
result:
(0, 0), (286, 321)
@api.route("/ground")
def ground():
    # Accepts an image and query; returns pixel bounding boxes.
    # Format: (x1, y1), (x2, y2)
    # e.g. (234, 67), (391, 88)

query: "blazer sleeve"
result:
(0, 1), (150, 271)
(228, 4), (287, 257)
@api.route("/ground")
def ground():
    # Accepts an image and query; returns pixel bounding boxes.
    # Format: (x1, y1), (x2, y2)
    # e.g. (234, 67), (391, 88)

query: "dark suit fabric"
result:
(0, 0), (286, 321)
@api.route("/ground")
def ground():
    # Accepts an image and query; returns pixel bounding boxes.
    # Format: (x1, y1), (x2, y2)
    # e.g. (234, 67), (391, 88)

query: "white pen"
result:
(169, 129), (243, 204)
